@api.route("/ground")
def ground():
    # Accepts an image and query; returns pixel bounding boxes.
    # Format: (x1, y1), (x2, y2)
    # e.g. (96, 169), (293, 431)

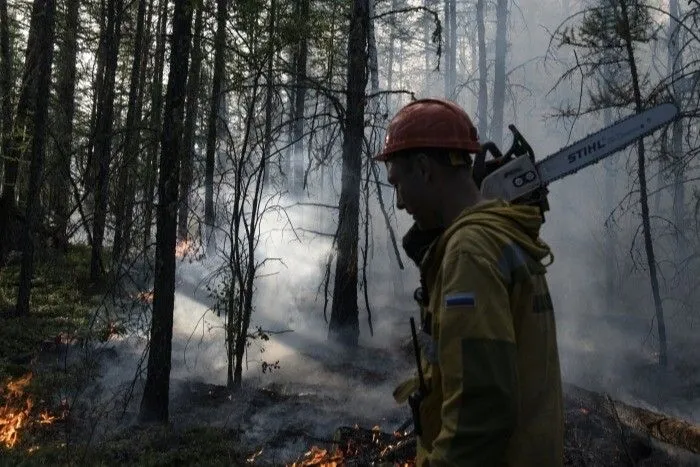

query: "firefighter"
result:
(377, 99), (564, 466)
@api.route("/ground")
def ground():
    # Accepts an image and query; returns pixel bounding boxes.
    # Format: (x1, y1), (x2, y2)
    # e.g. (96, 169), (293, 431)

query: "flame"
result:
(1, 374), (34, 448)
(0, 373), (66, 449)
(175, 238), (198, 258)
(579, 407), (590, 415)
(246, 447), (264, 463)
(288, 426), (415, 467)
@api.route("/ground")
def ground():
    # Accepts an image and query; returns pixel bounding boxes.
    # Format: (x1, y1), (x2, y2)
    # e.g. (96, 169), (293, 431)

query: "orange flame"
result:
(1, 373), (34, 448)
(1, 373), (65, 449)
(175, 238), (197, 258)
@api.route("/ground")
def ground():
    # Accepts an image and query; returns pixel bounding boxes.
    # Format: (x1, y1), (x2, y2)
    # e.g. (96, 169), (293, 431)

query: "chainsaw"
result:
(474, 103), (680, 219)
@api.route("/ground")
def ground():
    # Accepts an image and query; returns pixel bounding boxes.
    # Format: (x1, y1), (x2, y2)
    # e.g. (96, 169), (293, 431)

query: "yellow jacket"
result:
(394, 199), (564, 466)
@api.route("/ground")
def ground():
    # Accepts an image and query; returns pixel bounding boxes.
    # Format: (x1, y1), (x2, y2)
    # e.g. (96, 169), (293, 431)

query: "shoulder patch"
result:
(445, 292), (476, 308)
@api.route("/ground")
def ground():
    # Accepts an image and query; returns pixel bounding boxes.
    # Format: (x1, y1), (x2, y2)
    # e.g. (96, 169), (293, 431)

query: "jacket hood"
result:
(447, 199), (552, 263)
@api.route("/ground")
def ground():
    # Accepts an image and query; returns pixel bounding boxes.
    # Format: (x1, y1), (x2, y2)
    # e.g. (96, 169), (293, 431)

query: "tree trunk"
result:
(139, 0), (192, 423)
(328, 0), (369, 348)
(90, 0), (124, 281)
(668, 0), (685, 264)
(15, 0), (55, 317)
(113, 0), (147, 263)
(0, 0), (14, 265)
(291, 0), (309, 194)
(491, 0), (507, 146)
(143, 0), (169, 253)
(177, 1), (203, 242)
(49, 0), (79, 252)
(618, 0), (667, 367)
(444, 0), (456, 98)
(0, 0), (40, 264)
(476, 0), (488, 139)
(204, 0), (228, 255)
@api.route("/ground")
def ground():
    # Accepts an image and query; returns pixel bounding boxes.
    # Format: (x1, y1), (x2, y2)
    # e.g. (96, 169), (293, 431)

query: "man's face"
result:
(386, 154), (437, 229)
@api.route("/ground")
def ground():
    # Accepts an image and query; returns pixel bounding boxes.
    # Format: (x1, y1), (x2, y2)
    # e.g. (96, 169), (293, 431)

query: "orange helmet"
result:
(375, 98), (481, 161)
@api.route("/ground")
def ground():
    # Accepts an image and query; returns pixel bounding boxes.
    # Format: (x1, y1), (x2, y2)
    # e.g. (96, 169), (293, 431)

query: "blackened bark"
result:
(177, 0), (204, 241)
(476, 0), (488, 138)
(204, 0), (228, 254)
(113, 0), (147, 263)
(15, 0), (55, 316)
(291, 0), (309, 193)
(491, 0), (507, 146)
(143, 0), (169, 252)
(328, 0), (369, 348)
(90, 0), (124, 280)
(50, 0), (79, 251)
(618, 0), (667, 367)
(139, 0), (193, 423)
(0, 0), (14, 265)
(0, 0), (41, 264)
(444, 0), (456, 97)
(668, 0), (685, 261)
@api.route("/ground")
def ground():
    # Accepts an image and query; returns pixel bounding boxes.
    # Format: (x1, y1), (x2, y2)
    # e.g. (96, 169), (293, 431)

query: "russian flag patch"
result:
(445, 292), (476, 308)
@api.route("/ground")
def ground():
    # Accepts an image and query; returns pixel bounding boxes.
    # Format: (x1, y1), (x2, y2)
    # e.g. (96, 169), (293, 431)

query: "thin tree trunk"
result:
(476, 0), (488, 139)
(90, 0), (124, 280)
(143, 0), (169, 252)
(49, 0), (79, 252)
(491, 0), (507, 146)
(139, 0), (192, 423)
(291, 0), (308, 194)
(328, 0), (369, 348)
(113, 0), (147, 263)
(618, 0), (667, 367)
(668, 0), (685, 263)
(445, 0), (456, 97)
(15, 0), (55, 316)
(0, 0), (15, 265)
(177, 0), (203, 241)
(204, 0), (228, 254)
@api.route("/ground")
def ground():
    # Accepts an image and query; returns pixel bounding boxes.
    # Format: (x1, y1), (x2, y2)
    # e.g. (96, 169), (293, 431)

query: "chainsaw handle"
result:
(504, 124), (535, 161)
(473, 142), (510, 188)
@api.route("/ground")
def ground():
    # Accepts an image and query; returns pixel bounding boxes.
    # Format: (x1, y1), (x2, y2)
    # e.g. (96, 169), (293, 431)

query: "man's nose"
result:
(396, 188), (405, 210)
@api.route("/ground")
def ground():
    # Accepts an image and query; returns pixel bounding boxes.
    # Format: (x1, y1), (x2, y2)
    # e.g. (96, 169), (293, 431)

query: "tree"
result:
(49, 0), (80, 252)
(89, 0), (124, 280)
(491, 0), (508, 146)
(177, 0), (204, 242)
(476, 0), (488, 138)
(112, 0), (148, 264)
(554, 0), (669, 366)
(328, 0), (369, 348)
(15, 0), (55, 316)
(139, 0), (193, 423)
(204, 0), (229, 254)
(444, 0), (456, 98)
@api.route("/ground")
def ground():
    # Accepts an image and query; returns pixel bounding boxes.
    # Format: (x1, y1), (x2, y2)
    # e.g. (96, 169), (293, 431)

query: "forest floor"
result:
(1, 246), (700, 466)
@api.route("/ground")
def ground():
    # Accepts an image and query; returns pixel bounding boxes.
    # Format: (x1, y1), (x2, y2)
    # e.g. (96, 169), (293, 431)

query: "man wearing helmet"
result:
(379, 99), (564, 466)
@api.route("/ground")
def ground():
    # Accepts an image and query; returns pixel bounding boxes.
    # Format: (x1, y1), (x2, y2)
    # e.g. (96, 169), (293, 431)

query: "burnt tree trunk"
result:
(89, 0), (124, 281)
(291, 0), (309, 194)
(0, 0), (41, 265)
(139, 0), (193, 423)
(113, 0), (147, 263)
(444, 0), (456, 98)
(328, 0), (369, 348)
(15, 0), (55, 316)
(204, 0), (228, 255)
(476, 0), (488, 138)
(49, 0), (79, 252)
(143, 0), (169, 252)
(491, 0), (507, 146)
(618, 0), (667, 367)
(177, 0), (204, 241)
(0, 0), (13, 265)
